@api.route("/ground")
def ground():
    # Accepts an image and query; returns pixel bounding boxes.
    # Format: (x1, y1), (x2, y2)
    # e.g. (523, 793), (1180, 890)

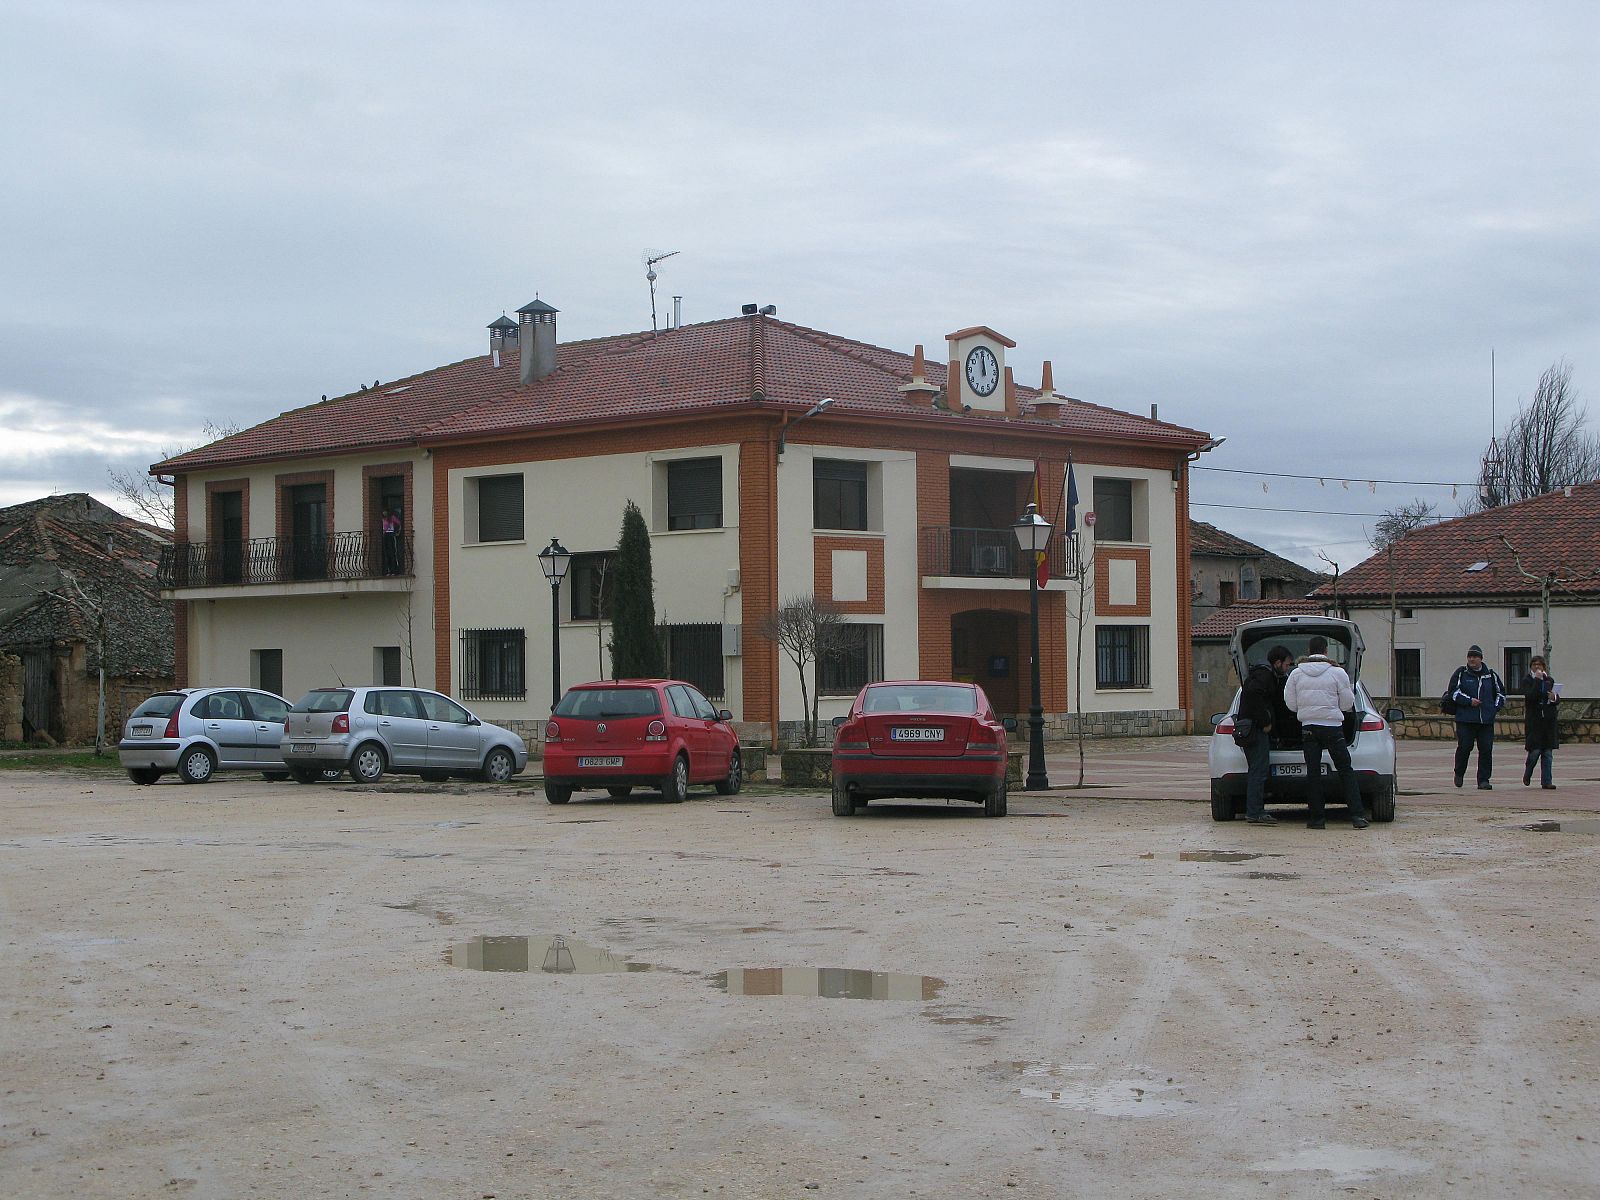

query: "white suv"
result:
(1206, 615), (1402, 822)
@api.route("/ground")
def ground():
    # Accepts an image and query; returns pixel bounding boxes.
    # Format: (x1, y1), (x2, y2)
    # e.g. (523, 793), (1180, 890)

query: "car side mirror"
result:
(1002, 717), (1018, 731)
(718, 709), (733, 722)
(831, 715), (846, 727)
(469, 716), (481, 726)
(1209, 713), (1226, 727)
(1385, 707), (1404, 723)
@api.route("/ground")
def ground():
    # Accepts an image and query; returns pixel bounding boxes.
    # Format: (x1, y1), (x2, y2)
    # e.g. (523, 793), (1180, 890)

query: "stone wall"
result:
(1377, 695), (1600, 744)
(0, 651), (21, 742)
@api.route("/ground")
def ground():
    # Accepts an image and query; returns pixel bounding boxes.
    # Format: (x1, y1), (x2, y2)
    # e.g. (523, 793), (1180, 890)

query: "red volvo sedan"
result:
(829, 680), (1016, 817)
(542, 679), (742, 805)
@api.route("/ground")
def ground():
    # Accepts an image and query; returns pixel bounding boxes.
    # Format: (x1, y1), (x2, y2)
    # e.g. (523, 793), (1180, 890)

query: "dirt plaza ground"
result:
(1, 738), (1596, 1199)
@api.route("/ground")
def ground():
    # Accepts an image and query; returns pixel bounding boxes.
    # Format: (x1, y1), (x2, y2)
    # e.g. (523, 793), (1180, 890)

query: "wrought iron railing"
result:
(919, 526), (1080, 581)
(158, 531), (411, 588)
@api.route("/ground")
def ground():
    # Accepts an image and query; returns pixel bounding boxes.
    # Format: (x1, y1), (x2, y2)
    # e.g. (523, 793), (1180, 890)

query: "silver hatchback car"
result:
(119, 687), (299, 785)
(281, 686), (528, 785)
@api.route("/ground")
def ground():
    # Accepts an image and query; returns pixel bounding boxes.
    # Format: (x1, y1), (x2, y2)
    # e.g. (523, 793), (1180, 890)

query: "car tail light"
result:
(164, 712), (180, 738)
(332, 713), (350, 734)
(1359, 713), (1386, 731)
(835, 720), (868, 750)
(544, 720), (561, 743)
(966, 720), (1001, 750)
(646, 720), (666, 742)
(1216, 718), (1236, 735)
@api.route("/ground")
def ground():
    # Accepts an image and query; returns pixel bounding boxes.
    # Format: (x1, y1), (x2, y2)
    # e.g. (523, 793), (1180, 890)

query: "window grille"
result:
(460, 628), (526, 700)
(1095, 625), (1150, 689)
(819, 624), (885, 696)
(661, 623), (725, 700)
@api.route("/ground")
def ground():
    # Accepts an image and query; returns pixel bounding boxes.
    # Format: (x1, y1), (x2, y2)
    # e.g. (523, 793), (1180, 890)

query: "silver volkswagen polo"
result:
(280, 686), (528, 784)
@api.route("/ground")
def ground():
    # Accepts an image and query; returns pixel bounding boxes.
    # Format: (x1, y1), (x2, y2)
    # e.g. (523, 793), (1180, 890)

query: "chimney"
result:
(897, 343), (939, 406)
(487, 315), (518, 368)
(517, 298), (559, 384)
(1032, 360), (1064, 420)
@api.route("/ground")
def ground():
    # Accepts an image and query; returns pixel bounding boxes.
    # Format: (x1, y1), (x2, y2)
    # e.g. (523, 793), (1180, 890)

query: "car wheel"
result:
(544, 781), (573, 805)
(983, 775), (1008, 818)
(831, 778), (855, 817)
(714, 750), (743, 796)
(178, 746), (217, 785)
(1210, 780), (1235, 822)
(262, 771), (289, 782)
(350, 743), (386, 784)
(606, 786), (633, 798)
(481, 747), (516, 783)
(660, 756), (689, 803)
(127, 767), (161, 786)
(1370, 775), (1397, 823)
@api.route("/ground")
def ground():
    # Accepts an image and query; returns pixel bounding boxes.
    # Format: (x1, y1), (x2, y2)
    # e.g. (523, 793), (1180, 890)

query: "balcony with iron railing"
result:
(919, 526), (1081, 585)
(159, 531), (412, 593)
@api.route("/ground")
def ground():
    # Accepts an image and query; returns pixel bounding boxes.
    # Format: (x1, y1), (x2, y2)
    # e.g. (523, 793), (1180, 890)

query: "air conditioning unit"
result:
(971, 545), (1008, 574)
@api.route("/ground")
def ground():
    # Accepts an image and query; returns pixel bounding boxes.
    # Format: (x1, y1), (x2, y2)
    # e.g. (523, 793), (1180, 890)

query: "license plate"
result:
(579, 756), (623, 768)
(132, 724), (152, 736)
(890, 727), (946, 742)
(1272, 763), (1331, 778)
(292, 743), (315, 754)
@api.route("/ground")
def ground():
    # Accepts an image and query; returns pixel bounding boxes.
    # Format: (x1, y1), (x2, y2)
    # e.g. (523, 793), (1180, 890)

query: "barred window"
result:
(1095, 624), (1150, 690)
(819, 624), (885, 696)
(1394, 648), (1422, 697)
(661, 622), (725, 700)
(460, 628), (526, 700)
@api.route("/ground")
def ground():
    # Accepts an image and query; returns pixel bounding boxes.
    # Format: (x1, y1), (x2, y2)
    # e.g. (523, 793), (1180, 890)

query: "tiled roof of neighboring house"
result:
(1189, 520), (1324, 589)
(0, 494), (174, 675)
(1318, 481), (1600, 601)
(156, 314), (1210, 474)
(1193, 597), (1325, 639)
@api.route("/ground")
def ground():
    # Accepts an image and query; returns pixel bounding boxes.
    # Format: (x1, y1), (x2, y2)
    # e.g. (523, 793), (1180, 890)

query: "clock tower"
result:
(945, 325), (1017, 414)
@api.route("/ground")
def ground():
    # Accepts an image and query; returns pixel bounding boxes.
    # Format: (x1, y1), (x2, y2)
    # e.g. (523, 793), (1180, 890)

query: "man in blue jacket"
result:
(1450, 645), (1504, 790)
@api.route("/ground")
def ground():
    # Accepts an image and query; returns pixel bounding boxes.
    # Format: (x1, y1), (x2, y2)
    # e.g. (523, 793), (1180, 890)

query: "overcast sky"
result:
(3, 1), (1596, 568)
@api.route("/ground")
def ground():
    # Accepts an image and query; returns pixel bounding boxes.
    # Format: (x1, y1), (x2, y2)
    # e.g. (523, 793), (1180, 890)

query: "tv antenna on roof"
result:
(643, 248), (680, 332)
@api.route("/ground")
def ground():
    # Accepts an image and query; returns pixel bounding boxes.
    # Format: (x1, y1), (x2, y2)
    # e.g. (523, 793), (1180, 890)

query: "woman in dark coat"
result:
(1522, 655), (1561, 789)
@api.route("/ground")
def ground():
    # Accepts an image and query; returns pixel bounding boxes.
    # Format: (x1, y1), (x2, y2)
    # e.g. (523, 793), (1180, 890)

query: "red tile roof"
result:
(1318, 481), (1600, 601)
(1193, 597), (1326, 639)
(156, 315), (1210, 474)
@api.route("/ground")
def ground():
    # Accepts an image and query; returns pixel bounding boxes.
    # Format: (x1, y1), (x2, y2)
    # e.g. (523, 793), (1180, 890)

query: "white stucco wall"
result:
(1350, 601), (1600, 697)
(448, 445), (745, 723)
(775, 444), (919, 724)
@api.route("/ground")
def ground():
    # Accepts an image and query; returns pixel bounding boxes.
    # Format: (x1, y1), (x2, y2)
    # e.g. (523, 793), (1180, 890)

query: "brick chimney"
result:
(517, 298), (559, 384)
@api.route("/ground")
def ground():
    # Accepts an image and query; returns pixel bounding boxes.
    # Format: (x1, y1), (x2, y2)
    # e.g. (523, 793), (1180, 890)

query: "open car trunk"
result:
(1229, 614), (1365, 752)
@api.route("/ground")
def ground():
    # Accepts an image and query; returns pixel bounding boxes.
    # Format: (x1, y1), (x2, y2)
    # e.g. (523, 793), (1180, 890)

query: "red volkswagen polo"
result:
(829, 680), (1015, 817)
(542, 679), (742, 804)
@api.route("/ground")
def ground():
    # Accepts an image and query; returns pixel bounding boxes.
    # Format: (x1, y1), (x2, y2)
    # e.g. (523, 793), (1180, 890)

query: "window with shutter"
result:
(813, 460), (869, 530)
(667, 458), (722, 530)
(476, 475), (525, 542)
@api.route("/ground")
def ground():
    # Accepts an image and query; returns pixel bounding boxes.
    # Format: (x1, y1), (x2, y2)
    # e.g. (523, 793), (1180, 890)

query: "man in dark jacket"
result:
(1236, 645), (1294, 824)
(1449, 645), (1504, 789)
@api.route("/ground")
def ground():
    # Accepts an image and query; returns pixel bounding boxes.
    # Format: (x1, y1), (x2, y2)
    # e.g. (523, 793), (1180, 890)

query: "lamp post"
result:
(536, 538), (571, 711)
(1012, 503), (1053, 790)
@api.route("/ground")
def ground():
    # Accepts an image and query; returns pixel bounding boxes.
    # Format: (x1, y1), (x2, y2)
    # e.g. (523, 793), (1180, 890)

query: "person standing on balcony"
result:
(1521, 655), (1560, 789)
(382, 507), (403, 575)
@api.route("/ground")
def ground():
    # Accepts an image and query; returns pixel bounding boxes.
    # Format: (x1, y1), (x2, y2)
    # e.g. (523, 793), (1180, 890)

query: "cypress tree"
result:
(609, 500), (663, 678)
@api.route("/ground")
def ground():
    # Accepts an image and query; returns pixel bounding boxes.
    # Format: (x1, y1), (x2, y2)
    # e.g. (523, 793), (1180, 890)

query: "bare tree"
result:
(1063, 542), (1096, 788)
(755, 595), (847, 746)
(1499, 535), (1599, 671)
(1476, 361), (1599, 508)
(396, 595), (420, 687)
(1369, 500), (1438, 552)
(1315, 550), (1342, 616)
(106, 420), (243, 529)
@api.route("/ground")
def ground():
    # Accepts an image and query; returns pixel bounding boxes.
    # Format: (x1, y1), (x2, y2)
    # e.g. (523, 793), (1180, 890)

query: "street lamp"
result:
(1012, 503), (1053, 790)
(536, 538), (571, 711)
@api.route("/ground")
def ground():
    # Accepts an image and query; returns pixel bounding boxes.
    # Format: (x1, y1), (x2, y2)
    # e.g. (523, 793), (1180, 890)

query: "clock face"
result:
(965, 346), (999, 397)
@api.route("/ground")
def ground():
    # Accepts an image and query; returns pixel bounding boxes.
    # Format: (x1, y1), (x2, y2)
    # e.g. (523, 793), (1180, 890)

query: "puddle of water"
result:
(924, 1012), (1011, 1026)
(1232, 871), (1301, 881)
(1251, 1143), (1430, 1182)
(1521, 819), (1600, 834)
(1180, 850), (1265, 863)
(712, 967), (944, 1000)
(444, 934), (655, 974)
(385, 900), (455, 925)
(1015, 1062), (1189, 1117)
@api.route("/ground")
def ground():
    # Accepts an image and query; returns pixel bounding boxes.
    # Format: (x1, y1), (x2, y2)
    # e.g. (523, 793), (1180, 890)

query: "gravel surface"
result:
(2, 748), (1596, 1198)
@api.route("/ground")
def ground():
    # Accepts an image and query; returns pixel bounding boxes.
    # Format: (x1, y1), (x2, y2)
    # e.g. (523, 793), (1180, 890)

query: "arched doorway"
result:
(949, 609), (1025, 715)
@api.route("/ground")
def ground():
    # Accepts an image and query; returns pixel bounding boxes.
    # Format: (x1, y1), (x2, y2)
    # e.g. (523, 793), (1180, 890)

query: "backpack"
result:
(1439, 669), (1459, 716)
